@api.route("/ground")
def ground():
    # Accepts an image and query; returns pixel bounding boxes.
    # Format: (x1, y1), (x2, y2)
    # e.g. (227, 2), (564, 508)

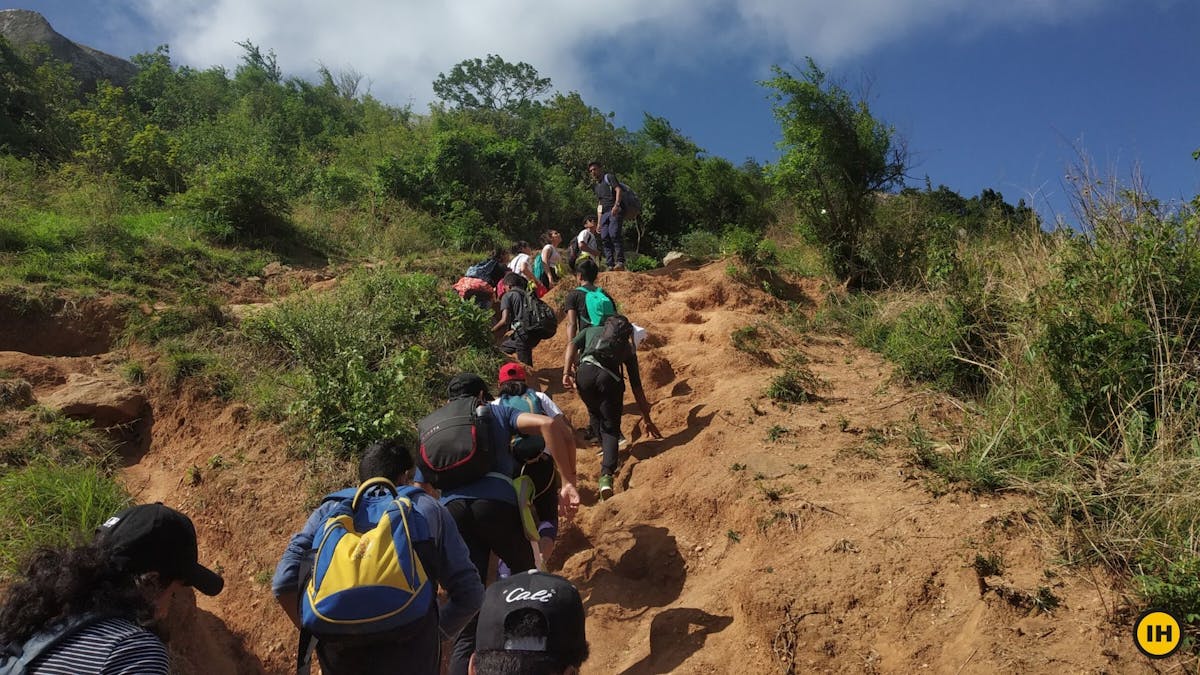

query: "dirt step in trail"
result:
(5, 263), (1157, 673)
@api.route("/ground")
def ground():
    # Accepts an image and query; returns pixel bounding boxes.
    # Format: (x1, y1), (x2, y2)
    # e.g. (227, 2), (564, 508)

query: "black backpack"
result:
(603, 174), (642, 221)
(416, 398), (493, 489)
(565, 235), (582, 271)
(582, 314), (634, 373)
(513, 290), (558, 341)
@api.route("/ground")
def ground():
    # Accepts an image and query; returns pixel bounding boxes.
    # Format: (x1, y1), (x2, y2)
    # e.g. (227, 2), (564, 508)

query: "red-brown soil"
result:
(4, 263), (1168, 673)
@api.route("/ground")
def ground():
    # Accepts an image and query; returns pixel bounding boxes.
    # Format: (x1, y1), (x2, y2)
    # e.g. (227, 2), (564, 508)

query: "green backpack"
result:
(577, 285), (616, 327)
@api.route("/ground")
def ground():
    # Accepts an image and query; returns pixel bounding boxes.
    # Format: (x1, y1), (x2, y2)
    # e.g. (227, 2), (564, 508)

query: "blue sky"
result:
(18, 0), (1200, 224)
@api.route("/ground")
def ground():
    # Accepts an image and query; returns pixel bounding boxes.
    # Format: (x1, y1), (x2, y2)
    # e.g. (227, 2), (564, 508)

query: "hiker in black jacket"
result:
(563, 314), (661, 500)
(493, 273), (539, 366)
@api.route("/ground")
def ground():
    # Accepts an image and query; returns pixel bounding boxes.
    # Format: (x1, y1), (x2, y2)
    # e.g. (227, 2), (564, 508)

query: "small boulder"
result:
(0, 378), (34, 410)
(261, 262), (291, 278)
(663, 251), (691, 267)
(41, 373), (147, 428)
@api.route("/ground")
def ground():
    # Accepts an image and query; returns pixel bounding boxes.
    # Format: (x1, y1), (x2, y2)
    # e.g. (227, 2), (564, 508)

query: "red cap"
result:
(498, 362), (527, 384)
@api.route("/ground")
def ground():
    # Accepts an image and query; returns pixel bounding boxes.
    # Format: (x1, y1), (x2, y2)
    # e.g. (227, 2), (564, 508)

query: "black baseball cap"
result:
(96, 503), (224, 596)
(447, 373), (491, 400)
(476, 571), (587, 657)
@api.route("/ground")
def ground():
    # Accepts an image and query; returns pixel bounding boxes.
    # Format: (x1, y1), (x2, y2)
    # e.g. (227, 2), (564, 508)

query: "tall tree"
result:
(433, 54), (550, 113)
(763, 58), (906, 282)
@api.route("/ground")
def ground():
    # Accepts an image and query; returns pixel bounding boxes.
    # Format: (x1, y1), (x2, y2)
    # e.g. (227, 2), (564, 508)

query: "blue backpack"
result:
(301, 478), (434, 636)
(465, 258), (502, 284)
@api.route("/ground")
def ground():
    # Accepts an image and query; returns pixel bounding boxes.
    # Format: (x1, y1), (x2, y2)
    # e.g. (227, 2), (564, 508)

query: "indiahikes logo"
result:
(1133, 608), (1182, 659)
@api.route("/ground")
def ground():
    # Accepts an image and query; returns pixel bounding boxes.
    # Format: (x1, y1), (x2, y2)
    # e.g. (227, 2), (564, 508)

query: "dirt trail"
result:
(2, 263), (1157, 673)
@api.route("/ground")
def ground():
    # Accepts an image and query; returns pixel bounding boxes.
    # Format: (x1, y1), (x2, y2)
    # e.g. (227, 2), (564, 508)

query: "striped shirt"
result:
(29, 617), (168, 675)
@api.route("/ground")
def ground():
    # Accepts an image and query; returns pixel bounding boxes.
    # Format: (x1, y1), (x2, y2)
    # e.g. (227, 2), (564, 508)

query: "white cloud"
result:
(128, 0), (1121, 109)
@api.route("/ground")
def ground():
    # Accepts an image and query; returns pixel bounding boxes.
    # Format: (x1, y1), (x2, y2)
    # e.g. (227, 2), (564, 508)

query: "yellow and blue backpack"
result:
(300, 478), (434, 636)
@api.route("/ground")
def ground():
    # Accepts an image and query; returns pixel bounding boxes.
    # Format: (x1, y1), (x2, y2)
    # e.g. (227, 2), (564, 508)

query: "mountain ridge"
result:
(0, 9), (137, 90)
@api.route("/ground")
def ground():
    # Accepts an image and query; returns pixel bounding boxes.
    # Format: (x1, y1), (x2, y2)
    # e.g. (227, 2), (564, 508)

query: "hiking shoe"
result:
(613, 263), (626, 271)
(598, 475), (614, 500)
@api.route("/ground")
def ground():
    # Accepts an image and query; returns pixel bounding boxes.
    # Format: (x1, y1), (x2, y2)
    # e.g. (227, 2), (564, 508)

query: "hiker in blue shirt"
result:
(414, 373), (579, 675)
(272, 438), (484, 675)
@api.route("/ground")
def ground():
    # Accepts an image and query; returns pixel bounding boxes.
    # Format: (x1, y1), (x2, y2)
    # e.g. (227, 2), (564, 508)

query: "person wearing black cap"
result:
(470, 571), (588, 675)
(0, 503), (223, 674)
(414, 373), (580, 675)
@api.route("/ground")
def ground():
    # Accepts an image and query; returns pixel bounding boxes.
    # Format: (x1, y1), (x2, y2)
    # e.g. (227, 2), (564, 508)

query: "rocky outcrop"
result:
(41, 372), (147, 428)
(0, 9), (137, 91)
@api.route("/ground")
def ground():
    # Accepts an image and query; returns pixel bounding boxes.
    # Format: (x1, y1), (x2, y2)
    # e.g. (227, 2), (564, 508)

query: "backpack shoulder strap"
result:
(1, 613), (115, 674)
(522, 391), (542, 415)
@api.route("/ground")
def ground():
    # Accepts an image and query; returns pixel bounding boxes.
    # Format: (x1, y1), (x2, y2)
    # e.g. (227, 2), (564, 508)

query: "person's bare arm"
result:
(562, 309), (579, 374)
(275, 591), (301, 629)
(492, 307), (509, 334)
(563, 339), (580, 389)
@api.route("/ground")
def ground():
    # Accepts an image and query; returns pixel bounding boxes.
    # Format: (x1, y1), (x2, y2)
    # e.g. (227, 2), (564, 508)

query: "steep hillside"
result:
(0, 9), (137, 90)
(0, 262), (1161, 673)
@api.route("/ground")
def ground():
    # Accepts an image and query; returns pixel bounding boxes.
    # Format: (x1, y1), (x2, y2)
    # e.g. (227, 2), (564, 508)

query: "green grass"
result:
(0, 206), (270, 299)
(0, 462), (129, 576)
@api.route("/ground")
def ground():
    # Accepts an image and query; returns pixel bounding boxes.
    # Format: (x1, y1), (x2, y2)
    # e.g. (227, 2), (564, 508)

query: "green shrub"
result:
(679, 230), (721, 260)
(882, 300), (970, 390)
(721, 228), (760, 260)
(625, 253), (659, 272)
(176, 155), (290, 241)
(129, 292), (225, 343)
(767, 353), (827, 404)
(311, 166), (366, 208)
(0, 407), (111, 468)
(241, 268), (501, 455)
(0, 462), (128, 576)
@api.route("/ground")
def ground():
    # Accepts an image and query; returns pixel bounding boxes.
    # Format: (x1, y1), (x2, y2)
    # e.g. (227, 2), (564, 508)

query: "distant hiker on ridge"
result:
(588, 161), (627, 271)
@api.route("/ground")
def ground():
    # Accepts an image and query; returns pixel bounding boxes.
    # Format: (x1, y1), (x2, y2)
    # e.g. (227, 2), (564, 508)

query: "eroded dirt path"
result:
(5, 263), (1156, 673)
(527, 263), (1148, 674)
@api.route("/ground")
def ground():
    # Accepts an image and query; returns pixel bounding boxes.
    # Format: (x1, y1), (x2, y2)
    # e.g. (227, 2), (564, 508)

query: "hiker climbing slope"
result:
(564, 314), (661, 499)
(414, 373), (578, 675)
(272, 439), (483, 675)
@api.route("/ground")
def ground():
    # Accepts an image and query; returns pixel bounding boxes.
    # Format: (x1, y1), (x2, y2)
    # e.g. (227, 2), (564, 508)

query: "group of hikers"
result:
(0, 162), (654, 673)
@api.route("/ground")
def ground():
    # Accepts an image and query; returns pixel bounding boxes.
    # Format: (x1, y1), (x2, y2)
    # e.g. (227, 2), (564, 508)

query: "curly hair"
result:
(0, 542), (153, 645)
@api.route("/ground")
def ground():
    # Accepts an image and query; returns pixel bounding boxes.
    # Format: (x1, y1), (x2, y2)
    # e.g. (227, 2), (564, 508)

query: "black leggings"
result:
(520, 454), (560, 532)
(576, 363), (625, 476)
(500, 335), (538, 366)
(445, 498), (536, 675)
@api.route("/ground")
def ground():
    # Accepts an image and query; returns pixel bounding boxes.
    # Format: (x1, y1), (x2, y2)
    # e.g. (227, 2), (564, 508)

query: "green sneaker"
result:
(598, 474), (614, 501)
